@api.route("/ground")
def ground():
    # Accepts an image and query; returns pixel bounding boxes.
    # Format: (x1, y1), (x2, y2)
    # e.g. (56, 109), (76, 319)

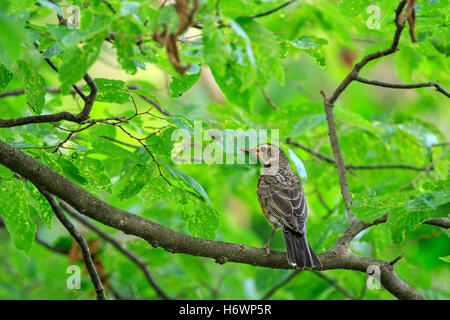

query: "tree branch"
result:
(126, 84), (174, 116)
(256, 82), (279, 110)
(0, 138), (424, 299)
(423, 218), (450, 229)
(262, 270), (300, 300)
(0, 87), (75, 98)
(312, 271), (358, 300)
(38, 190), (107, 300)
(59, 201), (171, 300)
(318, 0), (448, 223)
(326, 0), (408, 106)
(286, 139), (427, 171)
(400, 145), (450, 190)
(2, 218), (130, 299)
(249, 0), (297, 19)
(354, 76), (450, 98)
(0, 67), (98, 128)
(35, 233), (69, 255)
(323, 98), (355, 220)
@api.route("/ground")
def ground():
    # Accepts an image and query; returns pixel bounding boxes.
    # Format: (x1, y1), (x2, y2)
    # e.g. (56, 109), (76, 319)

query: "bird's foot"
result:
(263, 245), (270, 256)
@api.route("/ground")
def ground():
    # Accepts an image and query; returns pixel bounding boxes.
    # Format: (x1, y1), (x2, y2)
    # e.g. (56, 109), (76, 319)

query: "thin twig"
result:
(126, 84), (174, 116)
(100, 136), (139, 148)
(389, 253), (405, 266)
(60, 201), (172, 300)
(261, 270), (300, 300)
(286, 139), (428, 171)
(256, 82), (279, 110)
(249, 0), (297, 18)
(35, 233), (69, 254)
(38, 191), (107, 300)
(312, 271), (358, 300)
(354, 76), (450, 98)
(400, 145), (450, 190)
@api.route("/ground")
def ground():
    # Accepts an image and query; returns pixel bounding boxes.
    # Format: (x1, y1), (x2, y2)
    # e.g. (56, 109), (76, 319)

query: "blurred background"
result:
(0, 0), (448, 299)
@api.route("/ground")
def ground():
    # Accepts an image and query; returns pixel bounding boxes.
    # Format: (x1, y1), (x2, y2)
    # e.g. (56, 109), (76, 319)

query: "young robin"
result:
(242, 143), (321, 269)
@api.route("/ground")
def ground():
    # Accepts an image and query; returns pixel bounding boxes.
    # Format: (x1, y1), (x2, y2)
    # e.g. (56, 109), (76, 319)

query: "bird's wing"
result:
(258, 180), (307, 233)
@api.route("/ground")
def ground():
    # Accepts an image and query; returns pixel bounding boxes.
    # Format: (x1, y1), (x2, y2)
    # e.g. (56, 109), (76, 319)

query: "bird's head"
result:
(241, 143), (289, 168)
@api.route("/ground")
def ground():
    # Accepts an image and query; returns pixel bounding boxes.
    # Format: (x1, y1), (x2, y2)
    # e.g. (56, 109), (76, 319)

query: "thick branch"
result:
(59, 201), (171, 300)
(0, 138), (424, 299)
(39, 191), (107, 300)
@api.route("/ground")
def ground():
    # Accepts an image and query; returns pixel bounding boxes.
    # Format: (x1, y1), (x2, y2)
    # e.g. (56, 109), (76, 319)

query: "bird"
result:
(241, 143), (321, 269)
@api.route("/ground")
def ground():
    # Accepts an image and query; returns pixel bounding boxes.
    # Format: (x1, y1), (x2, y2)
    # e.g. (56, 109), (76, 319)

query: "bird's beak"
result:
(241, 148), (258, 158)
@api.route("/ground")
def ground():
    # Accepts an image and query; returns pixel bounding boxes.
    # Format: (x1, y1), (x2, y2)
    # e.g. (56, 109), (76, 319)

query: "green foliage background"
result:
(0, 0), (449, 299)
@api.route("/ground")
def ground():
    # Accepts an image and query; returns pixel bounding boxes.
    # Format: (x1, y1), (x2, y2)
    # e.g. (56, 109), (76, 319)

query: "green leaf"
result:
(0, 10), (25, 67)
(0, 64), (13, 93)
(290, 114), (326, 137)
(288, 148), (308, 182)
(238, 18), (285, 85)
(113, 19), (141, 74)
(90, 139), (141, 162)
(203, 15), (230, 77)
(291, 37), (328, 49)
(229, 19), (256, 67)
(120, 1), (140, 16)
(127, 88), (160, 104)
(138, 176), (174, 207)
(406, 189), (450, 212)
(353, 190), (449, 244)
(170, 71), (201, 98)
(0, 178), (36, 255)
(431, 29), (450, 57)
(27, 186), (54, 229)
(166, 164), (212, 204)
(70, 152), (112, 194)
(202, 15), (257, 109)
(167, 116), (195, 136)
(93, 78), (130, 104)
(352, 192), (412, 223)
(17, 59), (46, 114)
(387, 207), (432, 244)
(290, 36), (328, 67)
(42, 44), (62, 59)
(118, 163), (155, 200)
(438, 256), (450, 263)
(59, 31), (108, 94)
(38, 0), (63, 16)
(338, 0), (368, 17)
(180, 196), (219, 240)
(57, 158), (88, 185)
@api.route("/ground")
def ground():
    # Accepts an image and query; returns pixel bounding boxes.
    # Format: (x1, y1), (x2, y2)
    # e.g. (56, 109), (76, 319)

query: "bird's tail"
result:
(283, 226), (322, 269)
